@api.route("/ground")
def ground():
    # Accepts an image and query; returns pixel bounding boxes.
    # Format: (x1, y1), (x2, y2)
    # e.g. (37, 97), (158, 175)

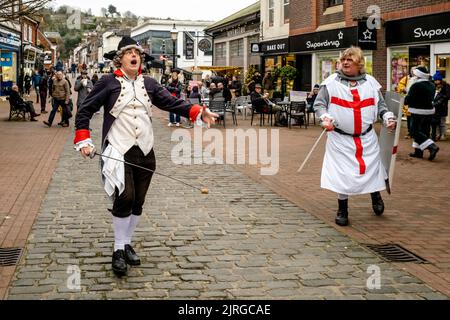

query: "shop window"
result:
(215, 43), (226, 59)
(317, 52), (340, 83)
(269, 0), (275, 27)
(230, 39), (244, 57)
(390, 48), (408, 92)
(283, 0), (290, 24)
(436, 55), (449, 81)
(327, 0), (343, 7)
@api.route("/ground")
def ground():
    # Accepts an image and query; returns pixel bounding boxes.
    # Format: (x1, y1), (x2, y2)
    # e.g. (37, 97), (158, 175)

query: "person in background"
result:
(166, 71), (182, 127)
(9, 85), (40, 121)
(431, 71), (449, 141)
(39, 71), (48, 114)
(405, 66), (439, 160)
(24, 73), (32, 96)
(44, 71), (70, 128)
(31, 70), (41, 103)
(91, 73), (99, 86)
(74, 70), (93, 110)
(307, 84), (320, 112)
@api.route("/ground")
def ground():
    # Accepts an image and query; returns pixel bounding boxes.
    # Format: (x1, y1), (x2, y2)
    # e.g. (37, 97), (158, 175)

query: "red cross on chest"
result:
(330, 88), (375, 175)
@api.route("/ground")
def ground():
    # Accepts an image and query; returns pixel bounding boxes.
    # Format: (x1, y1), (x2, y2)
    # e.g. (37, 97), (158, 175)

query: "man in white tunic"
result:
(313, 47), (397, 226)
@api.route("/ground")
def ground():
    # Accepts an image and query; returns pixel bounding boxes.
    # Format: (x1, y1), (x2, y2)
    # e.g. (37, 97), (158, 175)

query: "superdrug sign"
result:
(386, 12), (450, 46)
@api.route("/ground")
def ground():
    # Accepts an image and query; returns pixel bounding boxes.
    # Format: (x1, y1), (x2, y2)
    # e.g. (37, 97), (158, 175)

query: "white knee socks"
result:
(113, 215), (141, 251)
(125, 215), (140, 245)
(113, 216), (131, 252)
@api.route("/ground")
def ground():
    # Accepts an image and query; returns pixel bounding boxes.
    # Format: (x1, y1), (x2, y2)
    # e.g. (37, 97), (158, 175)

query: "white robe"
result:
(320, 74), (387, 195)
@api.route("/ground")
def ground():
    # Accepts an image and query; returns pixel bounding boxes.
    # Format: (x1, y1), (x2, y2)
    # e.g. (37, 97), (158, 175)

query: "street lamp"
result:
(170, 24), (178, 70)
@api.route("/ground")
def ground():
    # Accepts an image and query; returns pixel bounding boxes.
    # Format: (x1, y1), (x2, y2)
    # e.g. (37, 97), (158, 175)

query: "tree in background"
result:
(0, 0), (52, 23)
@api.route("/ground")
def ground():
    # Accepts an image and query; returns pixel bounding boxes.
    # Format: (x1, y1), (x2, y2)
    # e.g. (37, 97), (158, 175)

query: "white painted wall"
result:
(260, 0), (289, 41)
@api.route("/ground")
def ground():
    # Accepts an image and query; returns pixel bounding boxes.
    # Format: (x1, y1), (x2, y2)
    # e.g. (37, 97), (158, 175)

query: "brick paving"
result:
(231, 115), (450, 297)
(0, 92), (71, 299)
(4, 108), (447, 299)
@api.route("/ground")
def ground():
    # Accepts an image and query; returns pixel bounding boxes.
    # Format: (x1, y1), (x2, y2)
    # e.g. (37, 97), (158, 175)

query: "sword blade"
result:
(297, 129), (327, 173)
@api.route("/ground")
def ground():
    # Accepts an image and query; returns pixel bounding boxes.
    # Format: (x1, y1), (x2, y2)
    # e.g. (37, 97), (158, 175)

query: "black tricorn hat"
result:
(103, 36), (154, 62)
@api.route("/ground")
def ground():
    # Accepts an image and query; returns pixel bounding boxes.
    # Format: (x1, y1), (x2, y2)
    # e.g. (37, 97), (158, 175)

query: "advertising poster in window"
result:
(391, 51), (408, 91)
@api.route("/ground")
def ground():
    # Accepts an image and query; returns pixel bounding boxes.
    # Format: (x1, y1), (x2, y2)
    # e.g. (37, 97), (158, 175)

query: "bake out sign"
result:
(266, 43), (286, 51)
(261, 39), (289, 54)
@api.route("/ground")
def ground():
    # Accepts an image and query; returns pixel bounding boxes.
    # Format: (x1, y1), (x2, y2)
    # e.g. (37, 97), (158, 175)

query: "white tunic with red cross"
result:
(320, 73), (387, 195)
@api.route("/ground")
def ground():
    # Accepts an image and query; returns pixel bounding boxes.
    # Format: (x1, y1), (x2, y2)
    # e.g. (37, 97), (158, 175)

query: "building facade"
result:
(0, 19), (21, 96)
(132, 19), (213, 79)
(288, 0), (450, 92)
(204, 2), (261, 79)
(21, 16), (42, 76)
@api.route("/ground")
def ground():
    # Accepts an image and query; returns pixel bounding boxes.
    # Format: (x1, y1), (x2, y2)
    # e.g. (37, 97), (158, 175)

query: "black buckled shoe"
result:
(371, 192), (384, 216)
(409, 148), (423, 158)
(112, 250), (127, 277)
(335, 199), (349, 226)
(124, 244), (141, 266)
(427, 143), (439, 161)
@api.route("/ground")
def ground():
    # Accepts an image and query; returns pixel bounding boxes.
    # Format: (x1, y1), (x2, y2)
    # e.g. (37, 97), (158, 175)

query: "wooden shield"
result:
(379, 91), (404, 194)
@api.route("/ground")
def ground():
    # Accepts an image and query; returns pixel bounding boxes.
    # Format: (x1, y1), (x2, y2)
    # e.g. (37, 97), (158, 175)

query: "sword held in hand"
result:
(297, 128), (327, 173)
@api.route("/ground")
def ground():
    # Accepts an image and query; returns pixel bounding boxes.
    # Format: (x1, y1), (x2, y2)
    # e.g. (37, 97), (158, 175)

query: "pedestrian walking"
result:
(31, 70), (41, 103)
(313, 46), (397, 226)
(39, 71), (48, 114)
(43, 71), (71, 127)
(405, 66), (439, 160)
(74, 36), (218, 277)
(166, 71), (183, 126)
(74, 70), (93, 109)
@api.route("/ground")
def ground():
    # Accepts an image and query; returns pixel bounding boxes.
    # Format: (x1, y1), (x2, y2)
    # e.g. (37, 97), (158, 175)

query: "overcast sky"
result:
(50, 0), (258, 22)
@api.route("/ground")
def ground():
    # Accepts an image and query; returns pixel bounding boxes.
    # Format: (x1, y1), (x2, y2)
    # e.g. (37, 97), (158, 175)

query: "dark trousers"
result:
(112, 146), (156, 218)
(170, 113), (181, 123)
(40, 91), (47, 112)
(48, 99), (68, 125)
(410, 114), (432, 146)
(22, 101), (37, 117)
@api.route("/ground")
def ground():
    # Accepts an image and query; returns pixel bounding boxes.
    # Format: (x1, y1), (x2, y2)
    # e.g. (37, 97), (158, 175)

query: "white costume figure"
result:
(314, 46), (396, 227)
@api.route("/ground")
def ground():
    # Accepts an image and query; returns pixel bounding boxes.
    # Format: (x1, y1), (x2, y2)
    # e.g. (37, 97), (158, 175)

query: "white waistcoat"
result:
(107, 75), (154, 156)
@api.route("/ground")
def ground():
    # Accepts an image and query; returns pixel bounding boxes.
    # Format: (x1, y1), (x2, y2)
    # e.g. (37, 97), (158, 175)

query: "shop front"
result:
(260, 38), (294, 97)
(386, 11), (450, 91)
(290, 23), (376, 91)
(0, 26), (21, 96)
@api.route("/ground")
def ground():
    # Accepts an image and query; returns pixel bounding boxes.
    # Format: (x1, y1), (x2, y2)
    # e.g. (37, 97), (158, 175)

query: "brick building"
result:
(288, 0), (450, 93)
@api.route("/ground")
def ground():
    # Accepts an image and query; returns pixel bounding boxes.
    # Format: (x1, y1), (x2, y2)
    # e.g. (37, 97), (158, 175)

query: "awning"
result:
(197, 66), (243, 72)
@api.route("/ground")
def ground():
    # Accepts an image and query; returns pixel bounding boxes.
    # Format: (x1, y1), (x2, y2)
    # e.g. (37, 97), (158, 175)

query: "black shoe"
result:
(335, 199), (349, 226)
(371, 192), (384, 216)
(33, 113), (40, 117)
(427, 143), (439, 161)
(112, 250), (128, 277)
(124, 244), (141, 266)
(409, 148), (423, 158)
(43, 121), (51, 127)
(30, 118), (38, 122)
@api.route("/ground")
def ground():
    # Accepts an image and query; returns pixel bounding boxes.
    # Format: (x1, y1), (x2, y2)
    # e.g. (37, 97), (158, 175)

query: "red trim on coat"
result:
(74, 129), (91, 144)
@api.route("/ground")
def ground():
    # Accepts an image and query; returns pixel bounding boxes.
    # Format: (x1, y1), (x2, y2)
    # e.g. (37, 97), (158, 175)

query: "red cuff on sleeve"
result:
(74, 129), (91, 144)
(189, 105), (203, 122)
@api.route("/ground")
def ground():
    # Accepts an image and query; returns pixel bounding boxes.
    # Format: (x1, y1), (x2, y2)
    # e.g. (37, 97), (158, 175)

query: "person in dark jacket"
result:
(39, 71), (48, 114)
(431, 71), (449, 141)
(166, 71), (183, 126)
(24, 73), (32, 95)
(74, 37), (218, 277)
(189, 85), (202, 104)
(404, 66), (439, 160)
(9, 85), (40, 121)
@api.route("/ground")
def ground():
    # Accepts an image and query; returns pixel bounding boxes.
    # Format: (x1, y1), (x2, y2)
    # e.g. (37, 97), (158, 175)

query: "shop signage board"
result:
(290, 27), (357, 52)
(386, 12), (450, 46)
(261, 38), (289, 55)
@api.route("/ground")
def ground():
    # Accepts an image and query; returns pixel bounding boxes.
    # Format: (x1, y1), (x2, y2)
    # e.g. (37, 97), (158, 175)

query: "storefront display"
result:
(0, 27), (21, 96)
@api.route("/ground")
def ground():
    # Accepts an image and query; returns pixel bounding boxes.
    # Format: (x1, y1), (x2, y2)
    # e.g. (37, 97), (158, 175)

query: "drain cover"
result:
(0, 248), (23, 266)
(365, 243), (427, 263)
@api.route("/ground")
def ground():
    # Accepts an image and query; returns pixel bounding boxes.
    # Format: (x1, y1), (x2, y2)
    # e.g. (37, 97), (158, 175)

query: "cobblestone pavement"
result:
(6, 110), (447, 300)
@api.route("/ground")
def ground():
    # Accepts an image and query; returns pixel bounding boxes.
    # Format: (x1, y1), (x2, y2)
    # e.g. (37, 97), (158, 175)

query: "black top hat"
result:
(103, 36), (154, 62)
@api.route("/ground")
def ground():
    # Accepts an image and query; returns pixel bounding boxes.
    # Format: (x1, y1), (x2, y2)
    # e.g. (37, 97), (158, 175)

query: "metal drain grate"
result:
(0, 248), (23, 266)
(365, 243), (428, 263)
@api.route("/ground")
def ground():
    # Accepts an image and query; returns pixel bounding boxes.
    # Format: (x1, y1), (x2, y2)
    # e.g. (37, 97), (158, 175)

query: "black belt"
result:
(334, 125), (372, 137)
